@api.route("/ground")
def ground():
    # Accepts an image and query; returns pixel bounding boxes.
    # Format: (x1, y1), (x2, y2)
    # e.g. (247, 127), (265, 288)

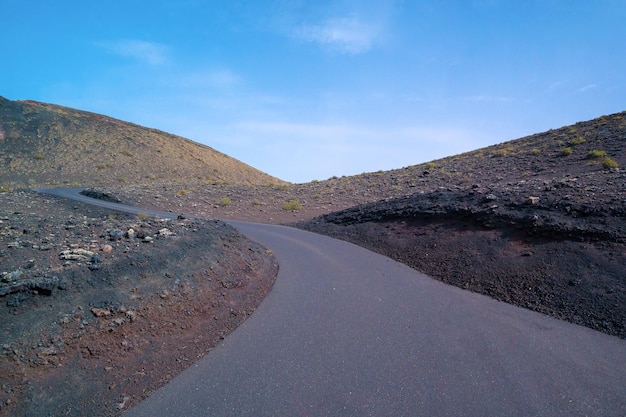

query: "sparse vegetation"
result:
(569, 136), (586, 146)
(176, 189), (188, 196)
(587, 150), (608, 159)
(602, 157), (619, 169)
(560, 147), (573, 156)
(0, 96), (283, 188)
(282, 199), (303, 211)
(491, 148), (509, 157)
(219, 197), (232, 206)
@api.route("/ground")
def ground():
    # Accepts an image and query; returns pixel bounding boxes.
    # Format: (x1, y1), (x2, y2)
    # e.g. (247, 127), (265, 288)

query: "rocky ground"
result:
(1, 113), (624, 416)
(0, 190), (277, 417)
(298, 168), (626, 338)
(98, 167), (626, 341)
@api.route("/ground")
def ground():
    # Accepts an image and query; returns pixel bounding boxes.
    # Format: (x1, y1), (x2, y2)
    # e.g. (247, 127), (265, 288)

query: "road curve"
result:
(37, 189), (626, 416)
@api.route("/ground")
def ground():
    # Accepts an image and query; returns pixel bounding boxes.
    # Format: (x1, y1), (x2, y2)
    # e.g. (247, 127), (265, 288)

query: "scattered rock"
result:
(90, 307), (111, 317)
(106, 230), (124, 241)
(158, 228), (174, 237)
(60, 248), (95, 261)
(527, 196), (540, 205)
(1, 270), (23, 283)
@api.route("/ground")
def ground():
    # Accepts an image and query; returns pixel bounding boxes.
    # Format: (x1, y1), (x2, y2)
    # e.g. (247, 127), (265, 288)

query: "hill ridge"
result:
(0, 96), (284, 189)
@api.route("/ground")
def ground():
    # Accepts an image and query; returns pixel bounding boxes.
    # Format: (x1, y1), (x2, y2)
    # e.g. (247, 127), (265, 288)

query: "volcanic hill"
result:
(0, 96), (283, 189)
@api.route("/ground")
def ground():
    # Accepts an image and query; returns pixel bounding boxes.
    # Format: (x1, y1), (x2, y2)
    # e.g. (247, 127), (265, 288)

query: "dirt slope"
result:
(0, 96), (284, 189)
(0, 191), (277, 416)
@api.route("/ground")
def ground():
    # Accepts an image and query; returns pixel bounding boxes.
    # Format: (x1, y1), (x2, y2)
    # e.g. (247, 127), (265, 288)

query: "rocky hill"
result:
(1, 98), (625, 415)
(0, 96), (283, 189)
(298, 111), (626, 338)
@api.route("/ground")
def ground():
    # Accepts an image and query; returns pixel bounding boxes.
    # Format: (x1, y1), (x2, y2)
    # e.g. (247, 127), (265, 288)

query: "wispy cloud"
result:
(294, 15), (383, 54)
(99, 39), (169, 65)
(578, 84), (597, 93)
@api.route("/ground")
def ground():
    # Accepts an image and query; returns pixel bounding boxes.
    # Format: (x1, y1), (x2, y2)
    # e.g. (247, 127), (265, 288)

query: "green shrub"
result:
(587, 150), (607, 159)
(282, 199), (303, 211)
(560, 147), (573, 156)
(602, 157), (619, 169)
(219, 197), (231, 206)
(530, 148), (541, 155)
(569, 136), (586, 145)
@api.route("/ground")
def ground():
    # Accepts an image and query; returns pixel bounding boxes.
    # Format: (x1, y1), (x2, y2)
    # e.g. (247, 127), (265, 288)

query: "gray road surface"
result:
(37, 189), (626, 416)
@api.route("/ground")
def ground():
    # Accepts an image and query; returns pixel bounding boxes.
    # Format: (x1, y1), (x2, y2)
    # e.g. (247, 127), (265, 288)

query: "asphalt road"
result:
(38, 189), (626, 416)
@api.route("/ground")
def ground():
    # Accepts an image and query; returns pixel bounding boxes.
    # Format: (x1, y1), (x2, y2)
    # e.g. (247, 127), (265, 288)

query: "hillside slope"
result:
(298, 111), (626, 338)
(0, 97), (283, 189)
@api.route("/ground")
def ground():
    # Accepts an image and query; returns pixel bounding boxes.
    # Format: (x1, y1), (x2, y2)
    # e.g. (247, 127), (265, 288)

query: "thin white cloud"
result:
(294, 15), (382, 54)
(99, 40), (169, 65)
(578, 84), (597, 93)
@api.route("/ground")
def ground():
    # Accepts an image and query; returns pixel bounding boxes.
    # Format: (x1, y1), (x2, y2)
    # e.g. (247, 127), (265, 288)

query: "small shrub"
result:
(530, 148), (541, 155)
(137, 212), (148, 221)
(587, 150), (607, 159)
(560, 147), (573, 156)
(282, 199), (303, 211)
(219, 197), (231, 206)
(0, 186), (10, 193)
(176, 189), (188, 196)
(602, 157), (619, 169)
(121, 150), (133, 157)
(491, 148), (510, 157)
(33, 152), (45, 160)
(569, 136), (586, 145)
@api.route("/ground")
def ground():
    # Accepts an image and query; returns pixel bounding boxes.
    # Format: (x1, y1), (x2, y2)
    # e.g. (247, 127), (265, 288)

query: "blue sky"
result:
(3, 0), (625, 183)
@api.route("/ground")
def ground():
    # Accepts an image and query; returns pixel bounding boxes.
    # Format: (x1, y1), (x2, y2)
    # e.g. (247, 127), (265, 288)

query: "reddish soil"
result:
(1, 112), (625, 415)
(0, 191), (277, 416)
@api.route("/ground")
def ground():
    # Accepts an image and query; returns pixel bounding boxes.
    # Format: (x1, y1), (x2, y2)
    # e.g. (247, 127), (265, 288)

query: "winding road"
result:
(39, 189), (626, 417)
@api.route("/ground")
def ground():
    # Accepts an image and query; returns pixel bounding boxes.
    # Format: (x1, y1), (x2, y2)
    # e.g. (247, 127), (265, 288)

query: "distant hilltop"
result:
(0, 96), (285, 189)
